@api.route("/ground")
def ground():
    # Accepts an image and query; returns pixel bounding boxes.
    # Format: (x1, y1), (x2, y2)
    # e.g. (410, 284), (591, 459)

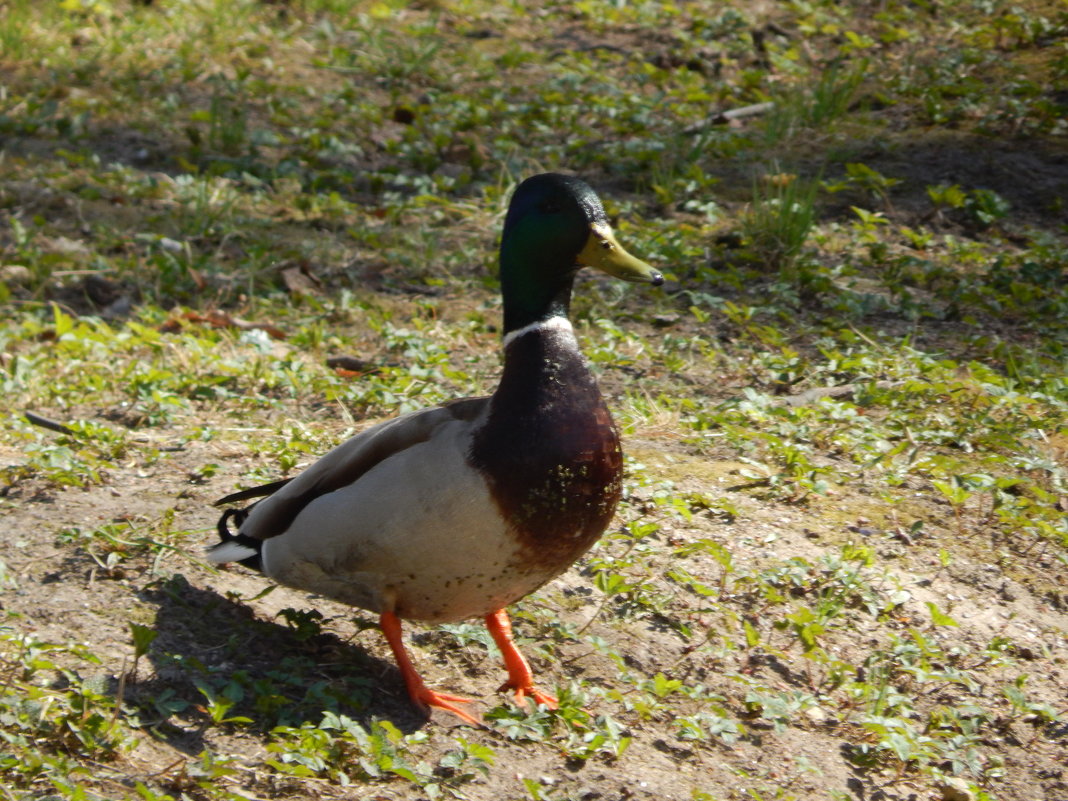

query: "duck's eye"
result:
(540, 200), (561, 214)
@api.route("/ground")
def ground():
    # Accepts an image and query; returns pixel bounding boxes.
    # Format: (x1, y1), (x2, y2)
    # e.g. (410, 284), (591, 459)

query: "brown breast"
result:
(468, 324), (622, 572)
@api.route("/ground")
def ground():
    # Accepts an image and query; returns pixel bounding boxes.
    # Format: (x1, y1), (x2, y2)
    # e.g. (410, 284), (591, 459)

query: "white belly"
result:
(258, 435), (553, 623)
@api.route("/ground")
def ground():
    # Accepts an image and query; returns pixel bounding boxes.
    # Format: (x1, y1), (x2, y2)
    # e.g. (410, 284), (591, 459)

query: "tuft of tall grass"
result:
(742, 172), (821, 275)
(763, 60), (870, 144)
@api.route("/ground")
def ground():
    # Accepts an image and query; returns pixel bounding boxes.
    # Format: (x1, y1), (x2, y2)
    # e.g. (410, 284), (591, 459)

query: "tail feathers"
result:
(210, 506), (264, 572)
(208, 541), (259, 564)
(213, 477), (293, 508)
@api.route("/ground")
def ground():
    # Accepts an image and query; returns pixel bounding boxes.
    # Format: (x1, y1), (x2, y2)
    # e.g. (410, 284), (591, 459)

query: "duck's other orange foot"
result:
(504, 682), (559, 711)
(485, 609), (559, 712)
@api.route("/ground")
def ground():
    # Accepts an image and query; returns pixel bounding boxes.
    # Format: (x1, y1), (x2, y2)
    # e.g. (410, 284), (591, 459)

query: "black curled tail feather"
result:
(213, 506), (265, 572)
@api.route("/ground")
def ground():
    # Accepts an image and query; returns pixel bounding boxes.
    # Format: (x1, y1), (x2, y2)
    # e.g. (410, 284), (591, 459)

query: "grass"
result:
(2, 0), (1067, 800)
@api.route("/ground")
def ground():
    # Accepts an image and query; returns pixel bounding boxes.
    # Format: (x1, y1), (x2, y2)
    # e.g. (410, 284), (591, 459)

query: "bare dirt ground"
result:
(3, 314), (1066, 801)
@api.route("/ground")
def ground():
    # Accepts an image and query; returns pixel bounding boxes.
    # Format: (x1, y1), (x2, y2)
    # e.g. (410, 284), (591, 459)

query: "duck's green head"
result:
(499, 173), (663, 333)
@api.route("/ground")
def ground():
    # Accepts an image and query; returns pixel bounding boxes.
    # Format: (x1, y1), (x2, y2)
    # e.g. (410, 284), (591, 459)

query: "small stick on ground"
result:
(24, 411), (76, 436)
(683, 102), (775, 134)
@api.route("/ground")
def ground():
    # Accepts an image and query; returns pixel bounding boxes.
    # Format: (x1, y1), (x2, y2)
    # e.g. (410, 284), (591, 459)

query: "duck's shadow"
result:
(134, 573), (440, 754)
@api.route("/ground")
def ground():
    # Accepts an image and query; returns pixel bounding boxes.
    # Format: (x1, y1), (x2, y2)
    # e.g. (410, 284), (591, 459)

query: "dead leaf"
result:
(188, 267), (207, 292)
(160, 310), (286, 339)
(326, 354), (378, 377)
(280, 263), (322, 295)
(326, 355), (374, 372)
(392, 106), (416, 124)
(83, 275), (121, 307)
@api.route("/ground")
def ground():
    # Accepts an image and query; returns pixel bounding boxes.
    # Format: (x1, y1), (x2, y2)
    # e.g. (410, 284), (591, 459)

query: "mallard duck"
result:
(209, 173), (663, 725)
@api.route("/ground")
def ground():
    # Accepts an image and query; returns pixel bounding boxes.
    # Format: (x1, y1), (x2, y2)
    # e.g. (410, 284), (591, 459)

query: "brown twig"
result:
(682, 102), (775, 134)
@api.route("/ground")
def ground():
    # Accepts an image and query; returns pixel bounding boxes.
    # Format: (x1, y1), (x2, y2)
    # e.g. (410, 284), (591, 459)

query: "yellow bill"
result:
(577, 223), (663, 285)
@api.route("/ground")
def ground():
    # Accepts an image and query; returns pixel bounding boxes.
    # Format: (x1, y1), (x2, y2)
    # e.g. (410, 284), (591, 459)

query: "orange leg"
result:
(379, 611), (481, 726)
(484, 609), (558, 710)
